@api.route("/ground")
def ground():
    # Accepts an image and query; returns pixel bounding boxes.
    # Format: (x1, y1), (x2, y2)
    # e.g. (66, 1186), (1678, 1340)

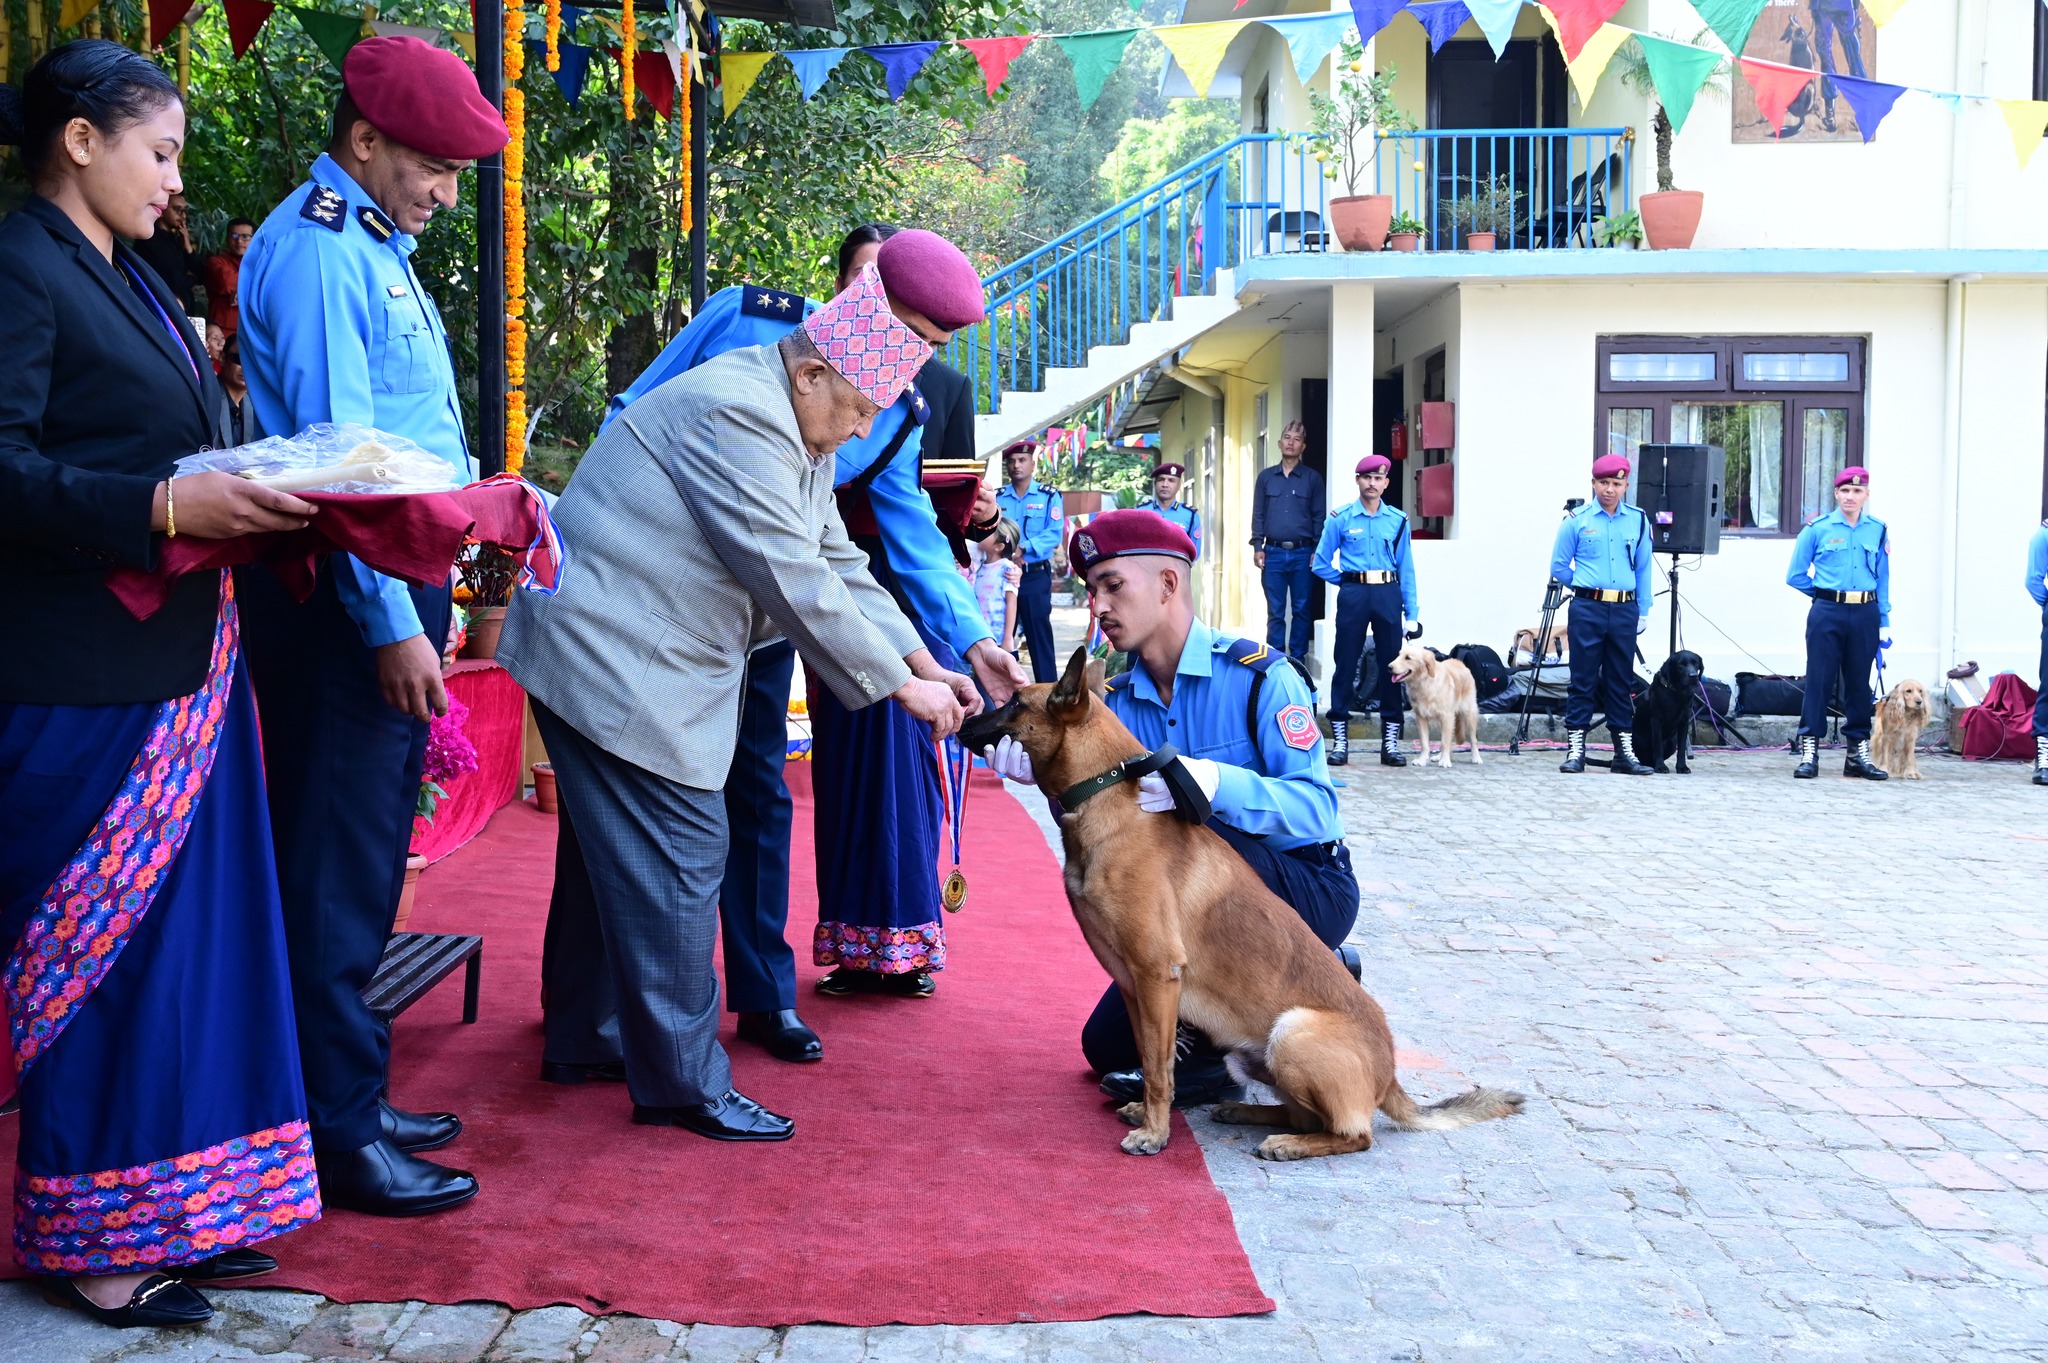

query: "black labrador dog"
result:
(1633, 651), (1706, 774)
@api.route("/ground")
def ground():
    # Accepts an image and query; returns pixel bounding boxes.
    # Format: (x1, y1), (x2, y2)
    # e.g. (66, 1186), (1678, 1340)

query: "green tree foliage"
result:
(1097, 96), (1236, 203)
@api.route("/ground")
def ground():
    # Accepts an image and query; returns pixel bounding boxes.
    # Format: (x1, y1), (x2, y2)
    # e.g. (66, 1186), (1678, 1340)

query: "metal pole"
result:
(475, 0), (507, 477)
(690, 68), (707, 315)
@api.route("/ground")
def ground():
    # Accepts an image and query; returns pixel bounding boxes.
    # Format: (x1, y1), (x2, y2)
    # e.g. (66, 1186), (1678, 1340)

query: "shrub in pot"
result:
(1613, 30), (1727, 249)
(1593, 209), (1643, 249)
(1301, 37), (1414, 253)
(1447, 175), (1523, 251)
(1387, 211), (1428, 252)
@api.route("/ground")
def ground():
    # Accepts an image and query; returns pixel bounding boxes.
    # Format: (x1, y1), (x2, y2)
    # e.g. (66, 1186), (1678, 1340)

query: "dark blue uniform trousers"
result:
(717, 641), (799, 1012)
(1261, 546), (1315, 664)
(2035, 605), (2048, 738)
(1081, 825), (1360, 1075)
(1017, 562), (1059, 683)
(1800, 598), (1881, 741)
(239, 564), (451, 1154)
(1329, 580), (1403, 724)
(1565, 596), (1639, 736)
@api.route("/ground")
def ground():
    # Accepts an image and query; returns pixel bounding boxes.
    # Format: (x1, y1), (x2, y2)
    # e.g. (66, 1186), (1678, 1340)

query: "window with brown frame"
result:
(1595, 336), (1865, 537)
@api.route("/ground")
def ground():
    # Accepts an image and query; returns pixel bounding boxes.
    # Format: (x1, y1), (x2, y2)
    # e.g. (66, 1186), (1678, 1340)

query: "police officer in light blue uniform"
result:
(996, 440), (1065, 683)
(1313, 455), (1417, 768)
(1137, 462), (1202, 557)
(235, 35), (506, 1219)
(1550, 453), (1656, 775)
(1787, 464), (1891, 780)
(2028, 521), (2048, 786)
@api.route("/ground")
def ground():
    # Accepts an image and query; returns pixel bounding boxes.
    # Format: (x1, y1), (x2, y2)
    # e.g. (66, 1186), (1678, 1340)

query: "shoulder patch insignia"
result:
(356, 205), (396, 242)
(1105, 671), (1133, 692)
(1276, 703), (1318, 751)
(739, 285), (806, 320)
(1222, 637), (1279, 672)
(905, 382), (929, 425)
(300, 184), (345, 231)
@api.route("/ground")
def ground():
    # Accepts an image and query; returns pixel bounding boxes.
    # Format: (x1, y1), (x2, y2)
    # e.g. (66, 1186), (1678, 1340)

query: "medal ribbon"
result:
(936, 735), (970, 872)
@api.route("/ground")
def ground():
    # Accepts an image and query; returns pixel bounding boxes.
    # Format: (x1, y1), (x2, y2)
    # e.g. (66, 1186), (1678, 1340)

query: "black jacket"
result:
(0, 196), (228, 705)
(914, 357), (976, 466)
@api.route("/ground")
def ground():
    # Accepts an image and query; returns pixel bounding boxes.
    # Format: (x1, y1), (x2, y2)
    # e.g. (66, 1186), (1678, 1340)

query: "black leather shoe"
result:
(737, 1009), (823, 1063)
(315, 1138), (479, 1217)
(539, 1059), (628, 1085)
(633, 1090), (794, 1142)
(881, 970), (936, 999)
(1337, 944), (1364, 982)
(380, 1098), (461, 1153)
(815, 966), (863, 997)
(165, 1247), (277, 1283)
(1098, 1059), (1244, 1109)
(44, 1274), (212, 1327)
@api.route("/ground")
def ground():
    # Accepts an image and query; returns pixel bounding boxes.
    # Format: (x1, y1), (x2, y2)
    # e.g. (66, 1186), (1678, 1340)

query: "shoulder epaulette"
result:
(1804, 512), (1825, 527)
(1220, 638), (1284, 673)
(300, 184), (345, 232)
(1105, 670), (1134, 692)
(355, 204), (396, 242)
(738, 285), (806, 320)
(904, 382), (929, 425)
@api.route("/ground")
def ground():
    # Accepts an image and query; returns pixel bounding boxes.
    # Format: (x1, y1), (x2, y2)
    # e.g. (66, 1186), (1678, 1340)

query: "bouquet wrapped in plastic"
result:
(176, 423), (460, 495)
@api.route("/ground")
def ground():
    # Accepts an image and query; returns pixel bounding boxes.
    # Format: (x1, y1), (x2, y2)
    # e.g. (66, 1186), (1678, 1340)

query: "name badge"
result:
(387, 284), (409, 298)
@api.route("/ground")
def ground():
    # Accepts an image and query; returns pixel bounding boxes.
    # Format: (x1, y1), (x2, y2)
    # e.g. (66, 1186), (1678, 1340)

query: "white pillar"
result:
(1315, 281), (1375, 688)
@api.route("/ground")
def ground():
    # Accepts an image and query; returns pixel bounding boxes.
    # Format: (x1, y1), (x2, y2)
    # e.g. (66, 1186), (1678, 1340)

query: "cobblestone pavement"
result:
(7, 744), (2047, 1361)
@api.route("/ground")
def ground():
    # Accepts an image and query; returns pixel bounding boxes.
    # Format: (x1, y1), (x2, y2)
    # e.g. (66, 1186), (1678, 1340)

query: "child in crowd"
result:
(966, 517), (1022, 658)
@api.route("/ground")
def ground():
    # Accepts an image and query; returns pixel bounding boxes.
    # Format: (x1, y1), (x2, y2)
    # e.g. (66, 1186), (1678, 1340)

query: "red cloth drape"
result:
(410, 662), (527, 862)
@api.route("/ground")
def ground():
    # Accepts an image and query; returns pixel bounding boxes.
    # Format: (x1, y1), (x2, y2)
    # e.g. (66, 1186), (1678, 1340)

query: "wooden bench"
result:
(363, 932), (483, 1026)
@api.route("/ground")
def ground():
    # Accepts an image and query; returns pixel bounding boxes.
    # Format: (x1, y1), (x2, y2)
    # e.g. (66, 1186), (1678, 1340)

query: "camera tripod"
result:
(1507, 500), (1582, 757)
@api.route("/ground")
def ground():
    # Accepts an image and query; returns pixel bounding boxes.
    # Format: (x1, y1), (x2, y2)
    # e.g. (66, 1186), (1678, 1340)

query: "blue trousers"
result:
(1799, 598), (1879, 741)
(1329, 580), (1403, 724)
(1261, 547), (1315, 663)
(1811, 0), (1867, 104)
(717, 641), (798, 1012)
(1017, 562), (1059, 683)
(240, 565), (450, 1154)
(1565, 595), (1640, 735)
(2035, 605), (2048, 738)
(1081, 825), (1359, 1075)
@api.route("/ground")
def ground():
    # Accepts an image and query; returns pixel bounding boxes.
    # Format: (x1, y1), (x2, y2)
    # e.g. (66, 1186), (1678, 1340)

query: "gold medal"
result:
(942, 868), (968, 913)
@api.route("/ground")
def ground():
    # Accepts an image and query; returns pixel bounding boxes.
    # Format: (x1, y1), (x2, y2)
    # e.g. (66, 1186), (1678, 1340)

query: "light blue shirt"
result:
(1550, 500), (1654, 619)
(240, 153), (473, 648)
(1312, 500), (1417, 619)
(1102, 621), (1342, 850)
(996, 479), (1065, 565)
(1139, 497), (1202, 557)
(602, 283), (814, 430)
(1787, 508), (1892, 626)
(2027, 523), (2048, 609)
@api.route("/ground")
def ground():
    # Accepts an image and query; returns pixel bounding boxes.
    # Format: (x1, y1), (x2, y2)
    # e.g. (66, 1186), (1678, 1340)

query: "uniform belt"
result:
(1266, 539), (1309, 550)
(1815, 588), (1875, 605)
(1572, 587), (1635, 604)
(1022, 561), (1052, 574)
(1342, 571), (1397, 585)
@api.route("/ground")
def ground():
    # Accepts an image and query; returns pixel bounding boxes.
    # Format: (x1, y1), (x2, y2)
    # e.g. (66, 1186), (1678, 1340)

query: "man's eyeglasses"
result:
(228, 230), (254, 240)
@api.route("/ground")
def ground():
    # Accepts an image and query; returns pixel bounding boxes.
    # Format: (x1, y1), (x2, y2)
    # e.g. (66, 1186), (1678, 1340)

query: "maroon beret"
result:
(876, 229), (987, 332)
(1355, 455), (1391, 475)
(1835, 465), (1870, 488)
(1153, 463), (1186, 479)
(343, 37), (509, 161)
(1068, 509), (1196, 575)
(1003, 440), (1039, 456)
(1592, 454), (1631, 479)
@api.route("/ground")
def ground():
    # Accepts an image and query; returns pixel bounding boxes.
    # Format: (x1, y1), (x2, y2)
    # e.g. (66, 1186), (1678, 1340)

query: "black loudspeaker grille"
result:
(1637, 443), (1726, 556)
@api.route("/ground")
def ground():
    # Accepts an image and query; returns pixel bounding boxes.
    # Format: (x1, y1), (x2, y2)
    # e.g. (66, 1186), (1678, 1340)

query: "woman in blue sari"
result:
(1, 43), (322, 1327)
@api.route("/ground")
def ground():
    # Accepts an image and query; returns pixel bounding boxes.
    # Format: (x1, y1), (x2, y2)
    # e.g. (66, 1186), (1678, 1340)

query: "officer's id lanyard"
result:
(934, 736), (971, 912)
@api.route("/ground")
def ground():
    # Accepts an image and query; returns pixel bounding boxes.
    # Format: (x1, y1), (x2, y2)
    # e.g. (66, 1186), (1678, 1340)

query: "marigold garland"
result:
(621, 0), (636, 121)
(544, 0), (560, 72)
(503, 1), (529, 475)
(677, 43), (692, 233)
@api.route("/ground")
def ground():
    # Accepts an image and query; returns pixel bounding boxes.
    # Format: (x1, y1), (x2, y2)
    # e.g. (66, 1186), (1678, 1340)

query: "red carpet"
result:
(238, 768), (1269, 1325)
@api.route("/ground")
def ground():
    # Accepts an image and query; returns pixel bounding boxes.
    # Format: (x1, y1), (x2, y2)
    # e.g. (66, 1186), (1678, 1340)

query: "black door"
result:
(1373, 373), (1405, 513)
(1426, 39), (1567, 247)
(1302, 378), (1330, 624)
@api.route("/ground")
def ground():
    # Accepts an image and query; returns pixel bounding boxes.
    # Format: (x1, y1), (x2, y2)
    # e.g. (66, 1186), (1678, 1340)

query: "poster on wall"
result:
(1732, 0), (1880, 143)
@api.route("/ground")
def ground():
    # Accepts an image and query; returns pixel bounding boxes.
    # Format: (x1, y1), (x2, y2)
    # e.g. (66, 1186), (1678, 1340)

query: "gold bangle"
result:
(165, 479), (176, 538)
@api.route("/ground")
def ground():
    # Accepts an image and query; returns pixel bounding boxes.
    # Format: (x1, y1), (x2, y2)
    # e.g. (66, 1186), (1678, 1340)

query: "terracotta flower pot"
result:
(1389, 232), (1421, 252)
(532, 761), (558, 814)
(1639, 190), (1704, 250)
(1465, 231), (1497, 252)
(393, 853), (427, 934)
(1328, 194), (1393, 253)
(460, 606), (507, 660)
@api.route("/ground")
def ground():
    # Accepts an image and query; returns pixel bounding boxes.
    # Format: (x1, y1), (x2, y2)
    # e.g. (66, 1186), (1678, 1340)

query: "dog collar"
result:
(1059, 744), (1180, 811)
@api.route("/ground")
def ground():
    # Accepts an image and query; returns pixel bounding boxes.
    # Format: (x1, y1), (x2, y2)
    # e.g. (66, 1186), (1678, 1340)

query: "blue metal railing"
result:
(1376, 128), (1634, 252)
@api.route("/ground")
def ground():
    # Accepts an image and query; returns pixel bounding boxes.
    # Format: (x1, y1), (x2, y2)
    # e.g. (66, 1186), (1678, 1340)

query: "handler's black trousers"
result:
(1799, 597), (1880, 741)
(1081, 823), (1359, 1076)
(1017, 562), (1058, 683)
(1328, 580), (1403, 724)
(1564, 595), (1638, 736)
(2035, 604), (2048, 739)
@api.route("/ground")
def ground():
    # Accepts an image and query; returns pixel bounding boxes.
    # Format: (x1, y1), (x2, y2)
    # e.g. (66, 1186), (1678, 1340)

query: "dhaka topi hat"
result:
(1355, 455), (1392, 476)
(1591, 454), (1631, 479)
(343, 37), (509, 161)
(1153, 463), (1186, 479)
(1068, 508), (1197, 576)
(800, 262), (933, 410)
(1835, 465), (1870, 488)
(876, 229), (987, 332)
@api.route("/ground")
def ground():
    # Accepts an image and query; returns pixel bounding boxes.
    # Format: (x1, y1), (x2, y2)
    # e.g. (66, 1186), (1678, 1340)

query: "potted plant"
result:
(1613, 31), (1727, 249)
(457, 543), (517, 660)
(1301, 38), (1414, 253)
(1387, 212), (1428, 251)
(1447, 175), (1523, 251)
(1592, 209), (1643, 249)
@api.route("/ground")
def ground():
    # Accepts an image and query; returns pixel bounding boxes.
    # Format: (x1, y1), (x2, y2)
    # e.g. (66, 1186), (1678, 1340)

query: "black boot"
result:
(737, 1008), (823, 1062)
(2034, 736), (2048, 787)
(1380, 720), (1407, 767)
(380, 1098), (461, 1153)
(1794, 735), (1820, 779)
(1559, 728), (1587, 774)
(315, 1138), (479, 1217)
(1328, 718), (1348, 766)
(1611, 731), (1654, 775)
(1098, 1054), (1243, 1109)
(1843, 738), (1889, 781)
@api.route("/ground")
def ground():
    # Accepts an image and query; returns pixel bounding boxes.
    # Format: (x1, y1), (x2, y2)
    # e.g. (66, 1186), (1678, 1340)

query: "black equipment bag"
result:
(1734, 673), (1807, 717)
(1449, 643), (1511, 700)
(1700, 677), (1733, 720)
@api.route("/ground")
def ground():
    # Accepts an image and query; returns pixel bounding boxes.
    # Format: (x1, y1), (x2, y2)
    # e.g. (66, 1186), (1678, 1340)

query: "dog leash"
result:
(1059, 744), (1182, 810)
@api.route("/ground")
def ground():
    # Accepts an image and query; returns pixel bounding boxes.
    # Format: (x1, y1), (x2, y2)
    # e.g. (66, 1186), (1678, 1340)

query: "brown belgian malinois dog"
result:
(960, 646), (1524, 1162)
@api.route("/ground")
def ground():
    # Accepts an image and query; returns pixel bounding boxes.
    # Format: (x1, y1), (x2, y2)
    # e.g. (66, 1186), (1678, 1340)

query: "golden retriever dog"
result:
(1872, 679), (1932, 780)
(1387, 642), (1482, 768)
(960, 647), (1523, 1162)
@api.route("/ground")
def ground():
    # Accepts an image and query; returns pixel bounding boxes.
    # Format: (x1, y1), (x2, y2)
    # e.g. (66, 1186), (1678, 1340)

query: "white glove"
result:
(988, 735), (1034, 785)
(1636, 615), (1649, 636)
(1136, 757), (1221, 815)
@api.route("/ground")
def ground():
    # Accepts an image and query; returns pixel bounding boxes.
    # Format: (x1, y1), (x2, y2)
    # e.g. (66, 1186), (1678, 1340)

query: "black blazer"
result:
(915, 357), (976, 467)
(0, 196), (228, 705)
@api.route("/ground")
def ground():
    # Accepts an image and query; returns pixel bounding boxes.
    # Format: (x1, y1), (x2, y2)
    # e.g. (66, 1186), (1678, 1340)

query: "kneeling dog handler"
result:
(984, 510), (1363, 1107)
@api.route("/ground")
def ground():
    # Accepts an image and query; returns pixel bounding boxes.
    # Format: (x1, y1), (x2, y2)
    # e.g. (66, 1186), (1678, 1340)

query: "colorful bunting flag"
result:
(58, 0), (97, 30)
(1998, 99), (2048, 169)
(863, 41), (941, 101)
(1859, 0), (1912, 22)
(531, 37), (591, 105)
(1348, 0), (1408, 45)
(1542, 0), (1625, 62)
(1261, 13), (1357, 85)
(1463, 0), (1521, 58)
(370, 19), (444, 42)
(291, 6), (366, 70)
(628, 48), (675, 117)
(1635, 32), (1723, 135)
(147, 0), (190, 48)
(1737, 58), (1815, 139)
(1561, 22), (1630, 108)
(1690, 0), (1767, 58)
(1405, 0), (1471, 54)
(1829, 75), (1904, 143)
(449, 30), (475, 60)
(223, 0), (276, 57)
(720, 50), (775, 118)
(786, 47), (851, 100)
(1054, 29), (1139, 112)
(958, 35), (1034, 97)
(1154, 20), (1250, 101)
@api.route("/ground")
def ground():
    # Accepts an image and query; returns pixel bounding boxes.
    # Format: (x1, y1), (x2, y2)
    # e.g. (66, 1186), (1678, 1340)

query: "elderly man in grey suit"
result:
(499, 265), (973, 1142)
